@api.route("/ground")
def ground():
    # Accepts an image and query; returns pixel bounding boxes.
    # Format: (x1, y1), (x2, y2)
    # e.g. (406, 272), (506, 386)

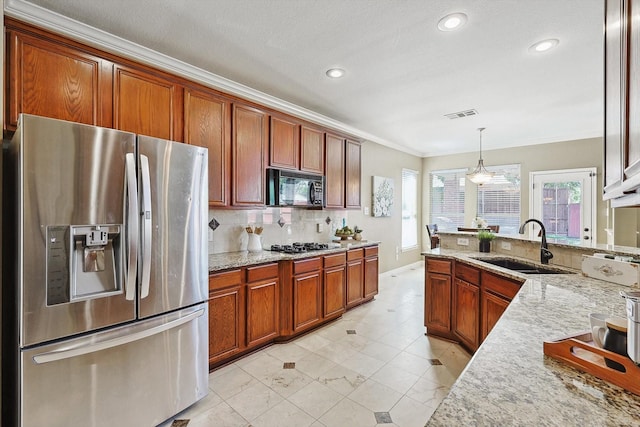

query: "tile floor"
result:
(159, 262), (471, 427)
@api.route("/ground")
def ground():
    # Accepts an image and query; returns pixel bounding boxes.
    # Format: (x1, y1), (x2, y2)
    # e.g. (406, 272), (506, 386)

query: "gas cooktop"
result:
(270, 242), (330, 254)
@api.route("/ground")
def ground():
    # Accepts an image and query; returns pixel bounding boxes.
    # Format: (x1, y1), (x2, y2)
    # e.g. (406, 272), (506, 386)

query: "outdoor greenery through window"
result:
(401, 168), (418, 250)
(477, 164), (521, 234)
(429, 169), (466, 232)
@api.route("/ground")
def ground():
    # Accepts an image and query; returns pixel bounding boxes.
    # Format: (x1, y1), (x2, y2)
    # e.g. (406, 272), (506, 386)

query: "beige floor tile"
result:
(313, 340), (359, 364)
(295, 332), (333, 352)
(318, 397), (377, 427)
(251, 399), (316, 427)
(260, 366), (314, 398)
(210, 366), (259, 400)
(225, 381), (284, 421)
(295, 352), (338, 379)
(185, 401), (250, 427)
(288, 380), (344, 418)
(387, 351), (433, 377)
(406, 376), (449, 406)
(358, 340), (402, 363)
(420, 365), (458, 388)
(389, 395), (435, 427)
(316, 364), (367, 396)
(340, 351), (385, 377)
(370, 364), (420, 394)
(347, 379), (403, 412)
(237, 352), (284, 382)
(266, 341), (312, 362)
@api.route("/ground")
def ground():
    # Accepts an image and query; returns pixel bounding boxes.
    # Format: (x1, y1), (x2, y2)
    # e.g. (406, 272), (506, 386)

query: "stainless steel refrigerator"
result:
(1, 114), (209, 427)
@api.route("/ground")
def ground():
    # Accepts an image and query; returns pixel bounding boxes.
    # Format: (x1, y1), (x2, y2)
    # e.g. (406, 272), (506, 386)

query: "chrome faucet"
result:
(518, 219), (554, 264)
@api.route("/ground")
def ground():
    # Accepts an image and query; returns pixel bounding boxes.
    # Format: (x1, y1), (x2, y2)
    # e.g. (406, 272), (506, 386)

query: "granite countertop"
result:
(423, 248), (640, 426)
(209, 241), (379, 272)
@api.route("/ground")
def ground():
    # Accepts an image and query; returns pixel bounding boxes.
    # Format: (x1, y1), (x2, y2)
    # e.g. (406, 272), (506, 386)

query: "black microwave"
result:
(266, 168), (324, 207)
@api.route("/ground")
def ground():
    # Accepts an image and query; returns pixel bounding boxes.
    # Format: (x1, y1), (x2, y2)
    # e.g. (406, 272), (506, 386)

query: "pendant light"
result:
(467, 127), (494, 185)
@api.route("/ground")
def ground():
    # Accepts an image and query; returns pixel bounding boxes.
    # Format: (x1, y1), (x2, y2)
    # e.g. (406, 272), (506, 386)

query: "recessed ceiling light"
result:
(326, 68), (345, 78)
(437, 13), (468, 32)
(529, 38), (559, 53)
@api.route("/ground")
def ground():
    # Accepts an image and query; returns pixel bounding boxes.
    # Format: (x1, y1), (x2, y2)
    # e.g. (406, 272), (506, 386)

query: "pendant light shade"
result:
(467, 127), (494, 185)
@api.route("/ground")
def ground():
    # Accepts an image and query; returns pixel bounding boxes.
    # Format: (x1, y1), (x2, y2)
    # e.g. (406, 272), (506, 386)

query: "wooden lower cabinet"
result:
(246, 278), (279, 347)
(424, 256), (523, 352)
(425, 271), (452, 337)
(208, 285), (244, 363)
(481, 290), (510, 342)
(453, 278), (480, 351)
(363, 246), (379, 299)
(346, 250), (364, 308)
(293, 271), (322, 332)
(323, 253), (346, 319)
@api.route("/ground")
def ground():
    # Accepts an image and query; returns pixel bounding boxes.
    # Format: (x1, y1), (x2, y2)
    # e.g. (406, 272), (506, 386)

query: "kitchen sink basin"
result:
(472, 257), (572, 275)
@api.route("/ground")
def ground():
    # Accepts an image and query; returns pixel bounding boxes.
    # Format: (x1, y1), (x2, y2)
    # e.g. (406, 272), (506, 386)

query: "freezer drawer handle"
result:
(32, 308), (205, 364)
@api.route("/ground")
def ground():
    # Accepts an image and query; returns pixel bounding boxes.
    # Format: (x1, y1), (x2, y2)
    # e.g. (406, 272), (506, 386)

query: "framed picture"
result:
(372, 176), (393, 217)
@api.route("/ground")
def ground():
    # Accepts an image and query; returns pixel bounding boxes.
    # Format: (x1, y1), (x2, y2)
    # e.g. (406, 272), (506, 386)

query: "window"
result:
(477, 164), (521, 234)
(401, 169), (419, 250)
(430, 169), (466, 232)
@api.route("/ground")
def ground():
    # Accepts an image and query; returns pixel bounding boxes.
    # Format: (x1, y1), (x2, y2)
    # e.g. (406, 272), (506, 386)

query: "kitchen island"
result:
(424, 248), (640, 426)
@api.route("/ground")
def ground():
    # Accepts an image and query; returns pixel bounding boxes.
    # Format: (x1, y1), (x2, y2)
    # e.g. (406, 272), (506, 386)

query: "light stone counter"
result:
(209, 241), (380, 273)
(423, 248), (640, 426)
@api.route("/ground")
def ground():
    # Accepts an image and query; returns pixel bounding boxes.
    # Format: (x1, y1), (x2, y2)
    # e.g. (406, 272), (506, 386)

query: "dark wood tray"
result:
(543, 331), (640, 396)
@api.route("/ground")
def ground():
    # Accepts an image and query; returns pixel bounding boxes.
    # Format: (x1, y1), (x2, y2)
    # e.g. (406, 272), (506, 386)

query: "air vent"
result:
(444, 109), (478, 119)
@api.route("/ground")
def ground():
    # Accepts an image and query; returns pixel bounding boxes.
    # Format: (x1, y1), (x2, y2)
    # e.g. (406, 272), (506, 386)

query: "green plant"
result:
(354, 226), (363, 233)
(477, 230), (496, 241)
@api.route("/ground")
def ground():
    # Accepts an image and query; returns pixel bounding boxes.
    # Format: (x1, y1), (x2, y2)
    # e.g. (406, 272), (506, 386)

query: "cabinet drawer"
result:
(209, 269), (243, 291)
(294, 257), (322, 275)
(347, 248), (364, 261)
(246, 263), (279, 283)
(481, 271), (523, 300)
(426, 259), (452, 275)
(455, 262), (480, 285)
(324, 252), (346, 268)
(364, 246), (378, 258)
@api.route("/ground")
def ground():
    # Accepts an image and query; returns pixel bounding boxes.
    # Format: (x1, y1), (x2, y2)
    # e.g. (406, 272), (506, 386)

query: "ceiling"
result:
(9, 0), (604, 157)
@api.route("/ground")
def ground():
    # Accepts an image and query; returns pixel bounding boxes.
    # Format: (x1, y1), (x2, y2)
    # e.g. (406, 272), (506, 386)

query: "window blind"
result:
(429, 169), (466, 232)
(477, 164), (521, 234)
(401, 169), (419, 250)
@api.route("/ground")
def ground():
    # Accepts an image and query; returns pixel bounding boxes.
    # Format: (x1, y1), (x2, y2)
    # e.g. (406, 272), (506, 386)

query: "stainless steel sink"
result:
(472, 257), (572, 274)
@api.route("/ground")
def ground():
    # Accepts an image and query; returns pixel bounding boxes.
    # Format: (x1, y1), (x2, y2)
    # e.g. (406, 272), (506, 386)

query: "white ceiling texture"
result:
(7, 0), (604, 157)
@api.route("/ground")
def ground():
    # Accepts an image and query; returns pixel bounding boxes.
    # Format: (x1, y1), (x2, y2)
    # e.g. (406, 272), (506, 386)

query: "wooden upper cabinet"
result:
(300, 126), (325, 174)
(113, 64), (183, 141)
(325, 133), (346, 208)
(184, 88), (231, 206)
(232, 103), (268, 206)
(270, 116), (300, 170)
(5, 26), (113, 130)
(345, 139), (362, 209)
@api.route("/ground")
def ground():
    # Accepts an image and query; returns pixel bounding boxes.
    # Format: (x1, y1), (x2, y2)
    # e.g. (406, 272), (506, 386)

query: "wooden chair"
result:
(426, 224), (439, 249)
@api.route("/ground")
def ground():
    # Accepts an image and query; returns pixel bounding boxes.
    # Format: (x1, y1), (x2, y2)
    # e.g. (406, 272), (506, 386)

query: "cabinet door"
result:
(246, 278), (279, 347)
(208, 285), (244, 365)
(184, 88), (231, 206)
(293, 272), (322, 332)
(481, 290), (510, 342)
(232, 103), (268, 206)
(346, 259), (364, 308)
(453, 278), (480, 351)
(425, 272), (452, 335)
(325, 133), (346, 208)
(270, 116), (300, 170)
(323, 265), (346, 318)
(300, 126), (324, 174)
(6, 28), (112, 130)
(113, 64), (183, 141)
(363, 255), (379, 299)
(345, 139), (362, 209)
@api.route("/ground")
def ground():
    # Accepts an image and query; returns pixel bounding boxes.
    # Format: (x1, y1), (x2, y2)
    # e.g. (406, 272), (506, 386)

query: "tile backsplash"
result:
(208, 208), (351, 254)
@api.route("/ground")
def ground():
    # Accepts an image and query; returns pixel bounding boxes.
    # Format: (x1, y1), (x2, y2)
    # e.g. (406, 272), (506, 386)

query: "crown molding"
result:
(4, 0), (424, 157)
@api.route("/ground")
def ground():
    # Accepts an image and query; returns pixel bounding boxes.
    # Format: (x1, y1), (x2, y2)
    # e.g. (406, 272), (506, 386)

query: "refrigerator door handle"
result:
(124, 153), (139, 301)
(140, 154), (152, 298)
(32, 308), (205, 364)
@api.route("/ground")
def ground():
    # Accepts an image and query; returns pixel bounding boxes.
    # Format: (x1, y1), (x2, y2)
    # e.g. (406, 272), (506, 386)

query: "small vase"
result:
(247, 234), (262, 253)
(479, 240), (490, 253)
(354, 233), (362, 241)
